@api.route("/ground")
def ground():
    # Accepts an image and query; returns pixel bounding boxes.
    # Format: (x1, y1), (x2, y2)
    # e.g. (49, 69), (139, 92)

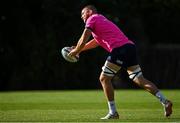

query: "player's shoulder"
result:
(88, 14), (103, 20)
(93, 14), (105, 19)
(87, 14), (105, 24)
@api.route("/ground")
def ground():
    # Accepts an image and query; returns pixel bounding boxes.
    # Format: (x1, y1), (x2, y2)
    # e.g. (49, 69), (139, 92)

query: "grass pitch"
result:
(0, 90), (180, 122)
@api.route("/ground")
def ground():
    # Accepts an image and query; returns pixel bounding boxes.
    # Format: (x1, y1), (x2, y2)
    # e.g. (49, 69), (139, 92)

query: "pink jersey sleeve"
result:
(85, 15), (96, 31)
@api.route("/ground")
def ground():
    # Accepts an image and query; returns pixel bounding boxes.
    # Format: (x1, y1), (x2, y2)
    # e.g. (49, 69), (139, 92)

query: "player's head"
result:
(81, 5), (97, 23)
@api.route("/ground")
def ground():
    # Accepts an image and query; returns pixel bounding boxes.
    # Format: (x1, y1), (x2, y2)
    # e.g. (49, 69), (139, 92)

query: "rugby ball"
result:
(61, 47), (79, 63)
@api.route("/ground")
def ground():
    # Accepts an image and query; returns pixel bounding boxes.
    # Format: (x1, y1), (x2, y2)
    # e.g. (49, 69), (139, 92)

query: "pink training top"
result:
(85, 14), (134, 52)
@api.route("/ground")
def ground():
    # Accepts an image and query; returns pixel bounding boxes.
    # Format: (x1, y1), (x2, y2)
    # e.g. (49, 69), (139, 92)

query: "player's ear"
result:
(88, 9), (93, 15)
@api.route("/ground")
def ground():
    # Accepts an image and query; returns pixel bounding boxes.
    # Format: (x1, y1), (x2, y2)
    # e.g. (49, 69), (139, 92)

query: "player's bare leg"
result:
(127, 65), (173, 117)
(99, 74), (114, 101)
(127, 65), (159, 95)
(99, 61), (120, 119)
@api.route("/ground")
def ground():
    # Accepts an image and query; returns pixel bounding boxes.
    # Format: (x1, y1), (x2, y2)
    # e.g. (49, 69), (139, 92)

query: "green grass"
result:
(0, 90), (180, 122)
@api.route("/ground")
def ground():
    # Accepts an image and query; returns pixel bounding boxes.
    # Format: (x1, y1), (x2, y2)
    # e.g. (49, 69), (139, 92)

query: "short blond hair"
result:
(83, 5), (97, 13)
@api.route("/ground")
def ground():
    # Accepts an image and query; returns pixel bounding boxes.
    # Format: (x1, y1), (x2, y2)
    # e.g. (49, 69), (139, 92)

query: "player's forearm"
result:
(81, 39), (99, 52)
(75, 28), (91, 53)
(75, 38), (86, 53)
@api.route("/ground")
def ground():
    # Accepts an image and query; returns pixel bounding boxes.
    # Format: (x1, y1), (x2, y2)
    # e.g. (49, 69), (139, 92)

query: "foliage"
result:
(0, 0), (180, 90)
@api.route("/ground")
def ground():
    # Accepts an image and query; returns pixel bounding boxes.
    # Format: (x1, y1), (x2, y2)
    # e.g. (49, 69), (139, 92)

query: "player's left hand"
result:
(68, 48), (79, 57)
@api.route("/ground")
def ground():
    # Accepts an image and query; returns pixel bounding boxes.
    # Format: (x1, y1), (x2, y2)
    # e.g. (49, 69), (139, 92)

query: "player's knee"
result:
(133, 75), (154, 90)
(99, 75), (104, 83)
(99, 75), (106, 83)
(132, 75), (144, 85)
(99, 75), (111, 85)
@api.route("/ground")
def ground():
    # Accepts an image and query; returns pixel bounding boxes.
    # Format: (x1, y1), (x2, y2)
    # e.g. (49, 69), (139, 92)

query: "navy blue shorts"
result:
(107, 43), (138, 68)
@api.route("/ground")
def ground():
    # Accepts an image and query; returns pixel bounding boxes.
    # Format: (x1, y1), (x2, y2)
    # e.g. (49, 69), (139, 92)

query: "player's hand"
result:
(68, 48), (79, 57)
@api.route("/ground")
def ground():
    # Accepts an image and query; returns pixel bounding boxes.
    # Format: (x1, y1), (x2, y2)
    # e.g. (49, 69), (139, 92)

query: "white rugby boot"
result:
(100, 112), (119, 119)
